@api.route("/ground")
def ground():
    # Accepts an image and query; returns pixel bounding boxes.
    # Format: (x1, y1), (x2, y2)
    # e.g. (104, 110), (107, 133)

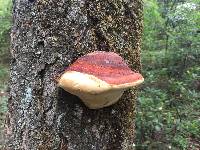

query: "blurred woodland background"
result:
(0, 0), (199, 149)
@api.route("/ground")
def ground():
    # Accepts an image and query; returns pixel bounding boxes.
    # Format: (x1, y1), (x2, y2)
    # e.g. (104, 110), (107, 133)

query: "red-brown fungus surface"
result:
(66, 51), (143, 85)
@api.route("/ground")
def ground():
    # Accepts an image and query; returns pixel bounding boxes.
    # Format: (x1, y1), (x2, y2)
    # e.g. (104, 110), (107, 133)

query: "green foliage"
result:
(0, 1), (11, 146)
(0, 92), (8, 122)
(137, 0), (200, 149)
(0, 67), (8, 114)
(137, 65), (200, 149)
(142, 0), (164, 51)
(0, 0), (12, 64)
(0, 95), (7, 148)
(0, 0), (11, 35)
(0, 65), (9, 86)
(0, 0), (11, 15)
(0, 65), (8, 148)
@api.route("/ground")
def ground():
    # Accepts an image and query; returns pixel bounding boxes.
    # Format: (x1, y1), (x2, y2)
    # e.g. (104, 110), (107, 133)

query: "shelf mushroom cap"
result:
(58, 51), (144, 109)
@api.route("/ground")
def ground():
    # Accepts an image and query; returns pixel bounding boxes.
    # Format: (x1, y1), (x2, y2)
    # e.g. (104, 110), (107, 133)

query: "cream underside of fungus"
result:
(57, 51), (144, 109)
(58, 71), (144, 109)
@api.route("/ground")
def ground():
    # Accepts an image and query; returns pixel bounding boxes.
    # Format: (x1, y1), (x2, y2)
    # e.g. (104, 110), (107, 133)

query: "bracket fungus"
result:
(58, 51), (144, 109)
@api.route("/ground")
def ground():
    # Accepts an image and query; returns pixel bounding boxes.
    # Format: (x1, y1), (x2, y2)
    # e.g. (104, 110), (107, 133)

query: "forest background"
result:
(0, 0), (199, 149)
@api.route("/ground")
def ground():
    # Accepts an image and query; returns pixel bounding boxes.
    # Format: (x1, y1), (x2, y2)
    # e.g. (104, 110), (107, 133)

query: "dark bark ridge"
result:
(6, 0), (143, 149)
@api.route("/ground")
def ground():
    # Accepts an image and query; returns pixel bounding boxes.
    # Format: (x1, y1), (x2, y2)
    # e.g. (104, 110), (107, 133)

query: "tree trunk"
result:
(5, 0), (143, 149)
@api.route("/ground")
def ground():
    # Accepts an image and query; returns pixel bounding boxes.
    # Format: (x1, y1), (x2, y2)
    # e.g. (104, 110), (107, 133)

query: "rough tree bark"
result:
(5, 0), (143, 149)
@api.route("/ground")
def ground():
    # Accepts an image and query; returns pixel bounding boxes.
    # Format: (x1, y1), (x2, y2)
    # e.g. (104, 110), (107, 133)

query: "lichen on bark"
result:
(5, 0), (143, 149)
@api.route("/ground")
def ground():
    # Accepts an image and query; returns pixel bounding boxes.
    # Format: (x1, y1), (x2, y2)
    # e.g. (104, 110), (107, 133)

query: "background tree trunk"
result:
(5, 0), (143, 149)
